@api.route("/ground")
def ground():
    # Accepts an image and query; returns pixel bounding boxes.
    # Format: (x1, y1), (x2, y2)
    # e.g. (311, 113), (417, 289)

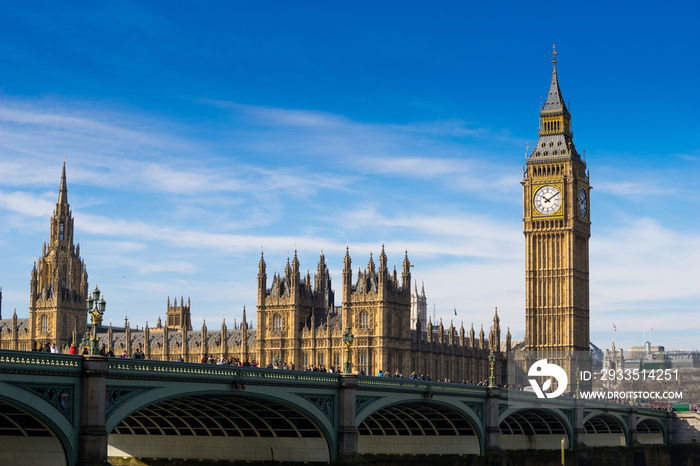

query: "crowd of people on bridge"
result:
(30, 341), (60, 353)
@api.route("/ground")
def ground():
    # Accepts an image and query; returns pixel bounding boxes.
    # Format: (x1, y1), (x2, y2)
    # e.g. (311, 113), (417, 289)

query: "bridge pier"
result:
(337, 374), (359, 458)
(77, 356), (109, 466)
(485, 387), (501, 450)
(628, 406), (638, 444)
(338, 374), (359, 457)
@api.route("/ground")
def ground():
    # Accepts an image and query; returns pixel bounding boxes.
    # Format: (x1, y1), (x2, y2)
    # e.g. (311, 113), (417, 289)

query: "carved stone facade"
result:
(253, 246), (505, 382)
(29, 162), (89, 351)
(410, 281), (427, 331)
(522, 49), (591, 389)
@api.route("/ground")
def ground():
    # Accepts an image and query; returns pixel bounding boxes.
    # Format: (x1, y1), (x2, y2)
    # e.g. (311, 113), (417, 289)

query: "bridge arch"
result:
(499, 408), (572, 450)
(106, 382), (336, 462)
(0, 382), (76, 466)
(582, 413), (628, 447)
(356, 395), (484, 455)
(636, 417), (666, 445)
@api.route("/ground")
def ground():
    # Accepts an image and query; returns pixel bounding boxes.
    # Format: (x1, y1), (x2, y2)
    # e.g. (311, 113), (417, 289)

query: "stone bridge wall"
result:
(671, 412), (700, 443)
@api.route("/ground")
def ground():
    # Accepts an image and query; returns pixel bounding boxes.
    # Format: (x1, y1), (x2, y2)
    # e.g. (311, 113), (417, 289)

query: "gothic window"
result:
(59, 223), (64, 240)
(62, 316), (67, 337)
(359, 311), (369, 329)
(358, 352), (368, 375)
(272, 314), (283, 332)
(40, 314), (49, 333)
(318, 353), (324, 366)
(303, 353), (309, 367)
(333, 353), (340, 367)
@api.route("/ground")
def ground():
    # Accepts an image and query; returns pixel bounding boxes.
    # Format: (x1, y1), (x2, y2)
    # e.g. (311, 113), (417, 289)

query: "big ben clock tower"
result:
(523, 48), (591, 386)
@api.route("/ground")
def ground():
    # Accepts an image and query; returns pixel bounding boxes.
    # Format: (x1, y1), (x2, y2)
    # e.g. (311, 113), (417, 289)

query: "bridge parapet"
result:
(108, 359), (339, 386)
(0, 350), (82, 374)
(357, 376), (489, 397)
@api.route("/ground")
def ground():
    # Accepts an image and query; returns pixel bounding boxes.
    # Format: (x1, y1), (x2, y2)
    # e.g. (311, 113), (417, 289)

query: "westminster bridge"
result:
(0, 350), (673, 465)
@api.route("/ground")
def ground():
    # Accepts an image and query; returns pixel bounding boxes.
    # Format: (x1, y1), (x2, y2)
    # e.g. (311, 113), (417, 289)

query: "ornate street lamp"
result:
(86, 285), (106, 355)
(488, 349), (497, 387)
(342, 326), (354, 374)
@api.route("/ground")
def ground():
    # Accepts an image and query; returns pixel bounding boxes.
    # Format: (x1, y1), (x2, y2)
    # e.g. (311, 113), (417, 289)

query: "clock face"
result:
(578, 187), (588, 217)
(533, 185), (562, 215)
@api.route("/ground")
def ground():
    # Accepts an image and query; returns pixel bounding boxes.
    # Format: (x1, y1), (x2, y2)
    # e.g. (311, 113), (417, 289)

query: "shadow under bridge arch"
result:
(583, 413), (628, 447)
(357, 400), (483, 455)
(108, 393), (333, 462)
(499, 408), (571, 450)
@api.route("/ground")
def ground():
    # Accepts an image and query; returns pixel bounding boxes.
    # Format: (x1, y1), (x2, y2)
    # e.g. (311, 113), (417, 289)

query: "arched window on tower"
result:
(273, 314), (283, 332)
(59, 223), (64, 240)
(40, 314), (49, 334)
(359, 311), (369, 329)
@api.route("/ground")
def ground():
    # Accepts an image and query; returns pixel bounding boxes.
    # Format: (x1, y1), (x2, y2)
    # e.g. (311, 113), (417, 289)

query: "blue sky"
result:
(0, 2), (698, 351)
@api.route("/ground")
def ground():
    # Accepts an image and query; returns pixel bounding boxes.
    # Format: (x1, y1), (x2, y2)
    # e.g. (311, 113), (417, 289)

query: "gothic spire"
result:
(258, 249), (266, 273)
(58, 159), (68, 207)
(542, 45), (569, 116)
(529, 46), (580, 162)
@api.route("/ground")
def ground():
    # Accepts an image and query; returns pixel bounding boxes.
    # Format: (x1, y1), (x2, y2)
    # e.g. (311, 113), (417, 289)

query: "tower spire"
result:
(542, 45), (569, 116)
(58, 159), (68, 206)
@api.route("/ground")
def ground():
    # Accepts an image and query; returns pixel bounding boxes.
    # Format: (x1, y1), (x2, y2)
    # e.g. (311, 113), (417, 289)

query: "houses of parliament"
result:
(0, 51), (589, 387)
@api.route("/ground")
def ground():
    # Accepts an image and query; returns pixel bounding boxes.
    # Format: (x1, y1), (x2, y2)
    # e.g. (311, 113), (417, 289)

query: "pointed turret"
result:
(292, 249), (300, 273)
(401, 250), (411, 291)
(58, 159), (68, 207)
(257, 250), (267, 307)
(379, 244), (387, 271)
(342, 246), (352, 323)
(528, 46), (581, 163)
(541, 46), (569, 117)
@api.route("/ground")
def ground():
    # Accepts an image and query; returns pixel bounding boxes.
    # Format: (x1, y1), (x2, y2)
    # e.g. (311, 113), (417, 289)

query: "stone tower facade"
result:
(256, 250), (334, 367)
(410, 281), (427, 331)
(29, 162), (89, 350)
(167, 296), (192, 330)
(522, 49), (591, 388)
(341, 246), (412, 375)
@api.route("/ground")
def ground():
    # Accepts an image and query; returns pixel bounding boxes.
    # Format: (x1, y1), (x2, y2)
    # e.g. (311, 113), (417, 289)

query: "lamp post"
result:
(488, 349), (496, 387)
(342, 326), (354, 374)
(85, 285), (106, 356)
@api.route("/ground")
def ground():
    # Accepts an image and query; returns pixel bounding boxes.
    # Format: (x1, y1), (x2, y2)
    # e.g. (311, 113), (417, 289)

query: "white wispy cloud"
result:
(591, 218), (700, 307)
(0, 190), (56, 217)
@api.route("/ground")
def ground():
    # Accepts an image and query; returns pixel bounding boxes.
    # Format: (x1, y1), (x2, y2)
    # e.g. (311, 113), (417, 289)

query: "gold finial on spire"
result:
(552, 44), (557, 64)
